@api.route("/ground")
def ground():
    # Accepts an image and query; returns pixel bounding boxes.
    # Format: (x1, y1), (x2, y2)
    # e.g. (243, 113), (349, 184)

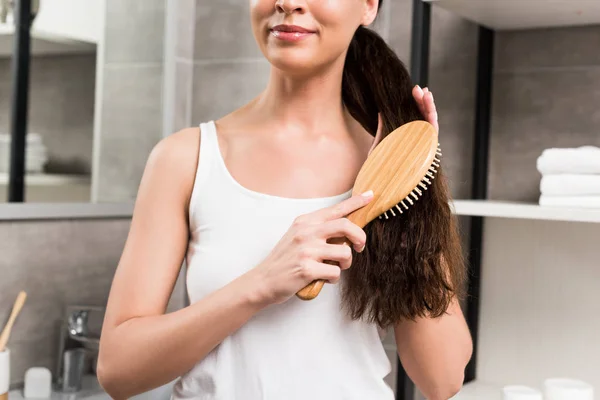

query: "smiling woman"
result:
(96, 1), (471, 400)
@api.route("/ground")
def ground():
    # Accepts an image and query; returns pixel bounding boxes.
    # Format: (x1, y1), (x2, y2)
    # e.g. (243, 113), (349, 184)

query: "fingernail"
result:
(361, 190), (373, 198)
(359, 244), (366, 253)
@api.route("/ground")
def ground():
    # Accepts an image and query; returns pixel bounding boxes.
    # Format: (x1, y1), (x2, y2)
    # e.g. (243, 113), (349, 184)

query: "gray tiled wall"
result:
(0, 55), (96, 174)
(94, 0), (165, 202)
(0, 218), (186, 387)
(490, 25), (600, 201)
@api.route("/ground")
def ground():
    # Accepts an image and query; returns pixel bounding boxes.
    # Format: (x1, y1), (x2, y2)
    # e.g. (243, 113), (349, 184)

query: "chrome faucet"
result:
(56, 305), (104, 392)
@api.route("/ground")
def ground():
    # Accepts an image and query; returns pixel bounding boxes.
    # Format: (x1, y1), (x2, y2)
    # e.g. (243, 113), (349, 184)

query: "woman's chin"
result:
(267, 54), (323, 76)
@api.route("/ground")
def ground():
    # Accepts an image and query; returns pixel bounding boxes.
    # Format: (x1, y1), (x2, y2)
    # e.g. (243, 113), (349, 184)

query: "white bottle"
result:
(23, 367), (52, 399)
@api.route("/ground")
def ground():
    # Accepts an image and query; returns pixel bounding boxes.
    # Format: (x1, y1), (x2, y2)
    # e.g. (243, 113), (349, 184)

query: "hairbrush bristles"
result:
(378, 144), (442, 220)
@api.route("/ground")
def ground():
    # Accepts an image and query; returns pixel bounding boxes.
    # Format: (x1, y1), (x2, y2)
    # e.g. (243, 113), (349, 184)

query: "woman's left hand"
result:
(412, 84), (439, 133)
(368, 85), (439, 156)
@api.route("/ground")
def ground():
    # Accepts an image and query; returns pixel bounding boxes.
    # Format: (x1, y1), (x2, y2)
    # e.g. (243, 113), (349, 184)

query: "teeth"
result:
(419, 182), (428, 190)
(427, 172), (435, 178)
(379, 215), (382, 219)
(389, 208), (396, 217)
(415, 187), (423, 196)
(406, 196), (414, 205)
(423, 177), (431, 184)
(384, 211), (389, 219)
(401, 200), (409, 209)
(432, 161), (440, 167)
(429, 167), (437, 173)
(395, 204), (404, 214)
(411, 192), (419, 200)
(434, 156), (441, 162)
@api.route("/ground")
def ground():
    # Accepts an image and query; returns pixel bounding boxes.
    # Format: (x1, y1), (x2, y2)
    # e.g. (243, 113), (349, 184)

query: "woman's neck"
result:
(251, 61), (354, 138)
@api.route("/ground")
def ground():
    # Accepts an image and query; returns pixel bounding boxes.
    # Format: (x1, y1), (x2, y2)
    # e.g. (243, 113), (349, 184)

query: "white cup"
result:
(502, 385), (543, 400)
(0, 348), (9, 396)
(544, 378), (594, 400)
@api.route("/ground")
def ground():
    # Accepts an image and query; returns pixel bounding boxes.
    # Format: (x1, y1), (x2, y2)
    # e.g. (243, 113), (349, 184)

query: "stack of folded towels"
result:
(0, 132), (48, 174)
(536, 146), (600, 208)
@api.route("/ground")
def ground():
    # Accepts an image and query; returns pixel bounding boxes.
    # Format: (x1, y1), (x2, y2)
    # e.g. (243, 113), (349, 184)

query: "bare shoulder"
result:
(148, 127), (201, 170)
(138, 127), (202, 207)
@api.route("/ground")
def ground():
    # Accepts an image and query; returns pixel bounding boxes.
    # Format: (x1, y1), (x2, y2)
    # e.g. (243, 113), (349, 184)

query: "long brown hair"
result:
(340, 0), (466, 329)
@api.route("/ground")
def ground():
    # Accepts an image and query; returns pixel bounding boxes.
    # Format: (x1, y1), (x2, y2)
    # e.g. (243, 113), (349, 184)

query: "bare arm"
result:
(97, 129), (267, 399)
(394, 297), (472, 400)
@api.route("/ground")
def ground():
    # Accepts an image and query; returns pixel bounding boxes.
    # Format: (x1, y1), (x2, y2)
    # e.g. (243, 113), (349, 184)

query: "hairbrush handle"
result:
(296, 236), (352, 301)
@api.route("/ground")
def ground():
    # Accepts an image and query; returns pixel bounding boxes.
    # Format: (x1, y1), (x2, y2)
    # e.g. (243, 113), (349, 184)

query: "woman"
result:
(97, 0), (472, 399)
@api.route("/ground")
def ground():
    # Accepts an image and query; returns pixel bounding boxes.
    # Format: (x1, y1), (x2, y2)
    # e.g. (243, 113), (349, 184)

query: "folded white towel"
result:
(539, 195), (600, 208)
(536, 146), (600, 175)
(540, 174), (600, 196)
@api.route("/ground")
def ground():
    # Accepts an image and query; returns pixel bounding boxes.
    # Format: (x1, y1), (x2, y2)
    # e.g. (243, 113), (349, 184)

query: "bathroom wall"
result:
(0, 54), (96, 174)
(0, 218), (186, 387)
(93, 0), (165, 202)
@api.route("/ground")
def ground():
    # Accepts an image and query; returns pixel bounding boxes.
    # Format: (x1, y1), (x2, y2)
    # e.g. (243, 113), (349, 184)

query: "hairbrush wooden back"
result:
(297, 120), (440, 300)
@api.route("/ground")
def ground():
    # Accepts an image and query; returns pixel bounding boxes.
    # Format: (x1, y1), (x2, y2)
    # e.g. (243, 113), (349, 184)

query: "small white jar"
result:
(0, 348), (10, 397)
(502, 385), (543, 400)
(544, 378), (594, 400)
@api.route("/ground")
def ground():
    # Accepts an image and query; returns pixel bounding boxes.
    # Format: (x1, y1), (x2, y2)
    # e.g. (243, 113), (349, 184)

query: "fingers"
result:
(413, 85), (439, 132)
(319, 242), (354, 271)
(307, 261), (342, 284)
(305, 191), (374, 223)
(413, 85), (425, 111)
(423, 90), (439, 132)
(317, 218), (367, 252)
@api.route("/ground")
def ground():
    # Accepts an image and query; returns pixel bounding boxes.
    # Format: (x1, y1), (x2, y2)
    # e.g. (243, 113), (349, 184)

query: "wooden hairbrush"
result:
(296, 120), (441, 301)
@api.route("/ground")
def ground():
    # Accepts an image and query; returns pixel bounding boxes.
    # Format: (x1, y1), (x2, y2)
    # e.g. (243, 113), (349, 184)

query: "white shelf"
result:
(0, 0), (103, 57)
(451, 380), (502, 400)
(450, 199), (600, 224)
(0, 173), (90, 186)
(0, 24), (96, 57)
(0, 173), (91, 202)
(424, 0), (600, 30)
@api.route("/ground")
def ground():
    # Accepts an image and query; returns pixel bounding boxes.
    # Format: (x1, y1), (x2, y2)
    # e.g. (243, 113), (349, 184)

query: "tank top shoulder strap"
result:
(188, 121), (219, 226)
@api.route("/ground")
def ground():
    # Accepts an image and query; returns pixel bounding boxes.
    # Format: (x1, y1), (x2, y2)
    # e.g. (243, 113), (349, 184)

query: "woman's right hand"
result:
(249, 190), (374, 306)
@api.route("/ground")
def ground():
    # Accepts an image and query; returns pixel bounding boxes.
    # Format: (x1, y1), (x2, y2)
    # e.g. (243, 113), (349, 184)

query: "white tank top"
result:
(172, 121), (394, 400)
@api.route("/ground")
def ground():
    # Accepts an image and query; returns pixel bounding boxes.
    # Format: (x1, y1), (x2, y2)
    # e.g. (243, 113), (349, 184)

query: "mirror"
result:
(0, 0), (166, 204)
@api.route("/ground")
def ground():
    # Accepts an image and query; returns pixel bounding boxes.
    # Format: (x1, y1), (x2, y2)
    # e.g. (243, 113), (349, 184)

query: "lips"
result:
(271, 24), (315, 34)
(270, 24), (316, 42)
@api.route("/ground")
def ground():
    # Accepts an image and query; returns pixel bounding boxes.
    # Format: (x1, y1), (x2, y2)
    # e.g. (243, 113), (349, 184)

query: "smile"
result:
(270, 24), (316, 42)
